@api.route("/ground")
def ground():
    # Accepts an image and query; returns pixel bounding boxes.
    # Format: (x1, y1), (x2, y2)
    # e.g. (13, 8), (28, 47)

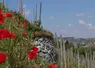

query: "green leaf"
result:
(0, 48), (7, 52)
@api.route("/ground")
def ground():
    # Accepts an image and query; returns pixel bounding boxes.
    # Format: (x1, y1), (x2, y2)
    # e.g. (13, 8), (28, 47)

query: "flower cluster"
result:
(0, 10), (28, 64)
(0, 53), (7, 63)
(0, 10), (13, 24)
(28, 47), (57, 68)
(0, 12), (4, 24)
(0, 10), (14, 64)
(49, 64), (57, 68)
(0, 9), (57, 68)
(28, 47), (38, 60)
(23, 21), (28, 36)
(23, 21), (28, 29)
(0, 29), (16, 40)
(5, 12), (12, 17)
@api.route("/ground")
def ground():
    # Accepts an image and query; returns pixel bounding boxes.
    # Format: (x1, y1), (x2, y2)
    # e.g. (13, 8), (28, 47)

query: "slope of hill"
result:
(0, 2), (59, 68)
(56, 37), (87, 43)
(63, 37), (87, 43)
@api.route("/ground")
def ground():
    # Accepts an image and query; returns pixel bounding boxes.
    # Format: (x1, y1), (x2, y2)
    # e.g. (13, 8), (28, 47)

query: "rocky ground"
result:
(33, 37), (58, 64)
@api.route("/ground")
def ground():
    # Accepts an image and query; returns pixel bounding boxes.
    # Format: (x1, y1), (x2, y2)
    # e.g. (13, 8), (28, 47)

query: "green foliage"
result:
(0, 3), (54, 68)
(74, 62), (85, 68)
(0, 8), (49, 68)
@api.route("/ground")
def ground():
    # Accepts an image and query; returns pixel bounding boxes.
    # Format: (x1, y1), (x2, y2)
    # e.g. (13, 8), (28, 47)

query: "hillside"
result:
(0, 3), (57, 68)
(56, 37), (87, 43)
(63, 37), (87, 43)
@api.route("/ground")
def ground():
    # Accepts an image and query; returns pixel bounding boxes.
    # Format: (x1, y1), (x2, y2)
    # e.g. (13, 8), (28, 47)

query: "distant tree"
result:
(85, 38), (95, 52)
(65, 40), (74, 50)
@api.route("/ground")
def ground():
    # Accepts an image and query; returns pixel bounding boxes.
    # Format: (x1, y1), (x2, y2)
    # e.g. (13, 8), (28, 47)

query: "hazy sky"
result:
(3, 0), (95, 38)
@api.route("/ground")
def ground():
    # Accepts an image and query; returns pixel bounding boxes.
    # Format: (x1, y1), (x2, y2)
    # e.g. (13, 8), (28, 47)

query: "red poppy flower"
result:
(18, 20), (20, 24)
(28, 52), (34, 60)
(28, 51), (37, 60)
(0, 29), (16, 39)
(49, 64), (57, 68)
(23, 32), (27, 36)
(0, 29), (10, 40)
(0, 53), (7, 63)
(23, 25), (27, 29)
(39, 65), (43, 68)
(31, 47), (38, 52)
(9, 32), (16, 38)
(5, 13), (12, 17)
(24, 21), (28, 25)
(28, 47), (38, 60)
(0, 10), (2, 14)
(0, 14), (4, 24)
